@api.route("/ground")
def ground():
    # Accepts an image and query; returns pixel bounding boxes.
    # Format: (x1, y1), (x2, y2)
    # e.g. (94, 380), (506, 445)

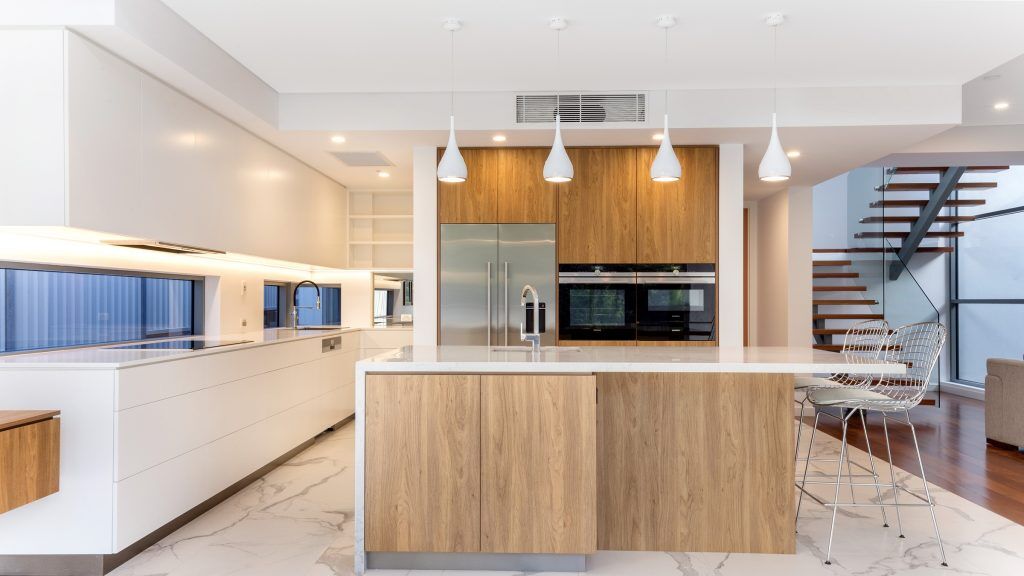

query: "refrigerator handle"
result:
(486, 261), (492, 348)
(504, 261), (509, 346)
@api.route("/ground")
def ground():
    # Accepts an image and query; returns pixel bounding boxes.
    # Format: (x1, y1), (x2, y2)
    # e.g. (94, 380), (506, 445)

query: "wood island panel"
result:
(597, 372), (794, 553)
(481, 374), (597, 554)
(365, 374), (481, 552)
(0, 412), (60, 514)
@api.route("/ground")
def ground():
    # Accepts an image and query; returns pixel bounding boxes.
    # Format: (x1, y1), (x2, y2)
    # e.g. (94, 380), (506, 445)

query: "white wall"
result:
(756, 187), (813, 347)
(718, 144), (744, 347)
(812, 174), (849, 248)
(411, 145), (438, 345)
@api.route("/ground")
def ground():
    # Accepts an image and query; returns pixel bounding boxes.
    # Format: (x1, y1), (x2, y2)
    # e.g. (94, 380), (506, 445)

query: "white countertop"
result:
(0, 326), (412, 370)
(357, 345), (906, 375)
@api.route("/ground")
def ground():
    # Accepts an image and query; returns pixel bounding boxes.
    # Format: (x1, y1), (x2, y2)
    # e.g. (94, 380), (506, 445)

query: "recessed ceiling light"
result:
(377, 170), (390, 178)
(492, 134), (507, 142)
(994, 101), (1010, 111)
(652, 133), (664, 141)
(787, 150), (801, 158)
(330, 135), (346, 144)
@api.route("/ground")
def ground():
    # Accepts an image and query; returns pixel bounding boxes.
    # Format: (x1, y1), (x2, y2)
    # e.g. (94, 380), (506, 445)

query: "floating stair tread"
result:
(813, 344), (901, 352)
(813, 313), (885, 320)
(813, 327), (890, 335)
(854, 231), (964, 239)
(891, 166), (1008, 174)
(813, 299), (879, 306)
(881, 182), (996, 191)
(813, 259), (852, 267)
(860, 215), (975, 224)
(869, 199), (986, 208)
(813, 286), (867, 292)
(814, 247), (955, 254)
(813, 272), (859, 278)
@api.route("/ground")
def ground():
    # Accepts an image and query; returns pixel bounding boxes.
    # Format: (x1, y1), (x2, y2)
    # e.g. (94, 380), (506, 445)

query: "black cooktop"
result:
(108, 339), (253, 351)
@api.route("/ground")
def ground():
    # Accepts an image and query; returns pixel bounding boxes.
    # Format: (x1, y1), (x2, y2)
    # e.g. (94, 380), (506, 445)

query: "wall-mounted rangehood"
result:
(101, 239), (225, 255)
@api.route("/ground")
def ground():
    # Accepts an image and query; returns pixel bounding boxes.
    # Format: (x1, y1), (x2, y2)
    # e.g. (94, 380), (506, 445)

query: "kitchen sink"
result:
(490, 346), (580, 352)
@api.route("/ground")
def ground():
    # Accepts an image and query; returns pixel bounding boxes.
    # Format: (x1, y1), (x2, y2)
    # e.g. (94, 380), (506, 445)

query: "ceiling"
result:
(162, 0), (1024, 94)
(151, 0), (1024, 195)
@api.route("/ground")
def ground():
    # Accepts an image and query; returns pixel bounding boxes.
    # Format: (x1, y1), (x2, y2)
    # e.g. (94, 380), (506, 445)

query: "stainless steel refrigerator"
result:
(439, 224), (556, 347)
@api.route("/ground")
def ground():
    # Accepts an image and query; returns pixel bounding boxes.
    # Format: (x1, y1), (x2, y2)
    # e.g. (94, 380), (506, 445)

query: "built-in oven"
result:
(636, 264), (716, 342)
(558, 265), (637, 341)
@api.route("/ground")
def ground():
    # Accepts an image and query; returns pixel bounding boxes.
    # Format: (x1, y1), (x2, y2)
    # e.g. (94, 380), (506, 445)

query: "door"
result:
(439, 224), (498, 345)
(557, 148), (637, 263)
(365, 374), (481, 552)
(438, 148), (499, 223)
(481, 374), (596, 554)
(497, 148), (557, 223)
(498, 224), (557, 346)
(636, 146), (718, 264)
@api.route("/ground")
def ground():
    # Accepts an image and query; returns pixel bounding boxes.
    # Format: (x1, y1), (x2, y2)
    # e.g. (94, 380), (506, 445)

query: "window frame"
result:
(0, 261), (205, 355)
(949, 202), (1024, 386)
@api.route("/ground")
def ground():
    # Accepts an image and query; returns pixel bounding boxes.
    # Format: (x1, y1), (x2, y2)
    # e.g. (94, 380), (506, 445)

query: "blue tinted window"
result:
(295, 285), (341, 326)
(0, 267), (195, 353)
(264, 284), (282, 328)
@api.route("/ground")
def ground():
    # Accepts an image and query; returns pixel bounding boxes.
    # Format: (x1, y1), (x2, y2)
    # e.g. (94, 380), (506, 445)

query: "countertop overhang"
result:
(357, 345), (907, 375)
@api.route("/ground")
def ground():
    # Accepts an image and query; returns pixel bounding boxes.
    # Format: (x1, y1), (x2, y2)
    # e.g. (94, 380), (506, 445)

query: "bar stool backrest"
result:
(871, 322), (947, 407)
(828, 319), (890, 386)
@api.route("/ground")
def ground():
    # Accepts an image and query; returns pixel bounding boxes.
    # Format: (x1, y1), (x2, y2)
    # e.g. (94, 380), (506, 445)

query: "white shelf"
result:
(349, 214), (413, 220)
(348, 189), (414, 269)
(349, 241), (414, 246)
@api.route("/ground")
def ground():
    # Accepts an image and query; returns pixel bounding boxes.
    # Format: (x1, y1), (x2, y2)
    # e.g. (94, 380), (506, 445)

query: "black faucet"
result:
(291, 280), (321, 328)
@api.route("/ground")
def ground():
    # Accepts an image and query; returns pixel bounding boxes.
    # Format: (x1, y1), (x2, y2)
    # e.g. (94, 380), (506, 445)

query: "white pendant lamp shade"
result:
(437, 115), (467, 183)
(758, 115), (791, 183)
(650, 114), (681, 182)
(543, 115), (573, 183)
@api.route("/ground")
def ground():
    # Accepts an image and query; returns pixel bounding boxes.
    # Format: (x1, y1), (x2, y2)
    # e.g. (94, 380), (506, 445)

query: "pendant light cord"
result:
(555, 27), (561, 118)
(664, 25), (669, 117)
(454, 28), (458, 116)
(772, 24), (778, 115)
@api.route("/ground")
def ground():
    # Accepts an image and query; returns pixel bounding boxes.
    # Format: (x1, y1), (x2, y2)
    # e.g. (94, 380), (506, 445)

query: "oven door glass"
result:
(558, 283), (636, 340)
(636, 282), (715, 341)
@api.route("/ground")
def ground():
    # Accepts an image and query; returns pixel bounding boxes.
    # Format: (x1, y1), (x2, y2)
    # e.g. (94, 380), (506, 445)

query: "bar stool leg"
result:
(905, 408), (948, 566)
(824, 413), (850, 565)
(882, 414), (904, 538)
(796, 410), (821, 530)
(794, 396), (806, 471)
(859, 410), (889, 527)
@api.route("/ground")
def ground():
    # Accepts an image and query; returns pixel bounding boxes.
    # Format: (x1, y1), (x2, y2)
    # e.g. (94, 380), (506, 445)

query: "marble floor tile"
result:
(110, 420), (1024, 576)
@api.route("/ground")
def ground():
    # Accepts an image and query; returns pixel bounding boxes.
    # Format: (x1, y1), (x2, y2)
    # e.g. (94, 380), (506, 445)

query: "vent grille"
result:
(515, 93), (646, 124)
(330, 151), (394, 167)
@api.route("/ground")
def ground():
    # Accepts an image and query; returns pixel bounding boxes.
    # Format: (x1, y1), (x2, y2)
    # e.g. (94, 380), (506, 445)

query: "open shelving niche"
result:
(347, 189), (413, 270)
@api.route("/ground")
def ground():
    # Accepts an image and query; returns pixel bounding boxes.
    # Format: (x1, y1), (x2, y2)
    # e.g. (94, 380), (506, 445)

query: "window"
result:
(295, 285), (342, 326)
(951, 174), (1024, 385)
(374, 288), (392, 322)
(263, 284), (284, 328)
(0, 265), (199, 354)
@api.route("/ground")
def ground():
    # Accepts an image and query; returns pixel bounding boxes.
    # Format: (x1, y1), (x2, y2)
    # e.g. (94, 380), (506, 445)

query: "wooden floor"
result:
(810, 393), (1024, 526)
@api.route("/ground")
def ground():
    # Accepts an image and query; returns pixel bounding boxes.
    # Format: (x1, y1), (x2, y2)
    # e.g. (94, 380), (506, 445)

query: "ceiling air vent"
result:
(330, 151), (394, 167)
(515, 93), (646, 124)
(102, 240), (225, 255)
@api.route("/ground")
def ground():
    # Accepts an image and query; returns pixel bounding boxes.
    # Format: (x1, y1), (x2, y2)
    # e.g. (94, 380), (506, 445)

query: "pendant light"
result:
(544, 17), (573, 183)
(650, 15), (681, 182)
(437, 18), (467, 183)
(758, 13), (791, 183)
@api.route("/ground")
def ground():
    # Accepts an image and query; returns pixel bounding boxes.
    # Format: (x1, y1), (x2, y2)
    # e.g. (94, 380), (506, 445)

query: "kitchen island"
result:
(354, 345), (904, 574)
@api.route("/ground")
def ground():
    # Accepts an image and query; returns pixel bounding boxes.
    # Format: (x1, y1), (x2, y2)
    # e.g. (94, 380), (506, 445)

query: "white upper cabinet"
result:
(4, 31), (348, 268)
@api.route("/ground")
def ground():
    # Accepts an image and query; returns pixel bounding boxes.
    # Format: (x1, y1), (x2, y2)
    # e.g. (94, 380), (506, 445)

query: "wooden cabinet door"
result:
(557, 148), (637, 263)
(496, 148), (557, 223)
(438, 148), (499, 223)
(480, 374), (597, 554)
(365, 374), (481, 552)
(637, 146), (718, 263)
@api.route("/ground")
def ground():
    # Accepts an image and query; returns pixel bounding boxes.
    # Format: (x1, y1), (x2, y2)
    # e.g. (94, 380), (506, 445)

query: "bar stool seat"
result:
(805, 387), (894, 405)
(795, 375), (843, 390)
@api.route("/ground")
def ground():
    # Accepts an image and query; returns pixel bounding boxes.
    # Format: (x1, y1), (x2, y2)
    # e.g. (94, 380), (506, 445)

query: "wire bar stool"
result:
(794, 320), (891, 519)
(797, 322), (948, 566)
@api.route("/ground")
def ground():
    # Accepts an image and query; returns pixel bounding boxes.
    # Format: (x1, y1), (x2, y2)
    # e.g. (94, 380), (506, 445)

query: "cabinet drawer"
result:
(360, 330), (412, 349)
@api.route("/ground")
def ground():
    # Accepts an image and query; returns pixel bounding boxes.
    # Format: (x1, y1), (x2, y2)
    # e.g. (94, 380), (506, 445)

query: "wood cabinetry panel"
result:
(365, 374), (481, 552)
(481, 374), (597, 554)
(635, 340), (717, 347)
(597, 372), (794, 553)
(637, 146), (718, 264)
(438, 148), (499, 223)
(558, 148), (637, 263)
(0, 417), (60, 514)
(497, 148), (557, 223)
